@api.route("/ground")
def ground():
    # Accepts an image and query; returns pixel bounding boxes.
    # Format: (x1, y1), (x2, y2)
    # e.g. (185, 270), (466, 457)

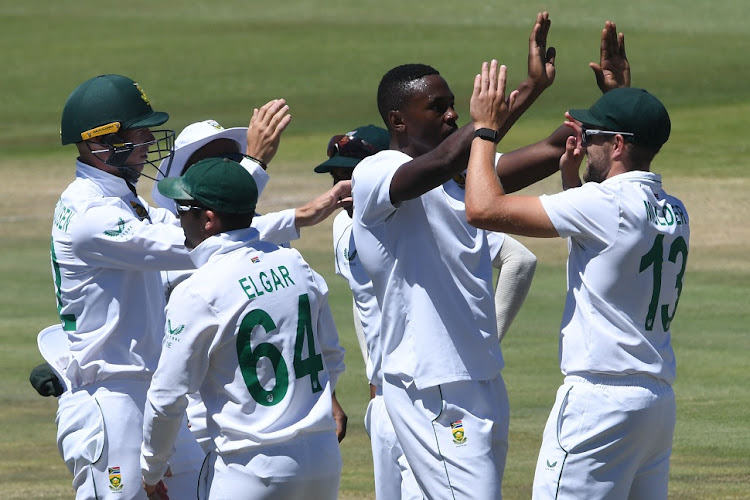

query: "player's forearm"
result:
(252, 209), (299, 244)
(466, 136), (507, 226)
(389, 125), (474, 204)
(561, 168), (582, 190)
(141, 398), (186, 485)
(496, 124), (571, 193)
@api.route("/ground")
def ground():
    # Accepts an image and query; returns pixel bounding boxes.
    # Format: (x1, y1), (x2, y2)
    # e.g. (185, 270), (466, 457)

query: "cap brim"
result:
(567, 108), (605, 128)
(152, 126), (247, 212)
(313, 155), (361, 173)
(130, 110), (170, 129)
(157, 177), (194, 202)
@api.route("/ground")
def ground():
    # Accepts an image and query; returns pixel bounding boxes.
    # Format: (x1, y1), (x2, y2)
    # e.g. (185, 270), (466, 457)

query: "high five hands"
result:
(246, 98), (292, 167)
(470, 60), (519, 133)
(590, 20), (630, 93)
(527, 11), (556, 92)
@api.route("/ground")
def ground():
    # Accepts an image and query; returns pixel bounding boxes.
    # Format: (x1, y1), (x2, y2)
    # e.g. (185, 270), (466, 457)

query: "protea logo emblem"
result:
(134, 82), (151, 106)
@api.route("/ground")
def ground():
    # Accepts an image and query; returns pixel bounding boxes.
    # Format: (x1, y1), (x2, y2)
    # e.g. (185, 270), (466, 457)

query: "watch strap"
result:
(474, 128), (499, 143)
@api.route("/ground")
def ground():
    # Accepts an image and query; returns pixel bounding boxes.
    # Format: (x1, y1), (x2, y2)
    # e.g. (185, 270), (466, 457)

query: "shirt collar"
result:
(189, 227), (261, 268)
(602, 170), (662, 187)
(75, 160), (134, 198)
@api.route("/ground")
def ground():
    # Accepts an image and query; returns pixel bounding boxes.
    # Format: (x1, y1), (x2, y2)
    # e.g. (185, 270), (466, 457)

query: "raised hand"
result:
(559, 112), (584, 190)
(470, 60), (517, 132)
(246, 98), (292, 167)
(527, 11), (556, 91)
(590, 20), (630, 93)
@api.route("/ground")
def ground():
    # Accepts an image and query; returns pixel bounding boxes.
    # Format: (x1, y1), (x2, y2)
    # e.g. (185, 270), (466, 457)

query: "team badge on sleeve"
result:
(103, 218), (134, 239)
(451, 420), (467, 445)
(108, 466), (123, 492)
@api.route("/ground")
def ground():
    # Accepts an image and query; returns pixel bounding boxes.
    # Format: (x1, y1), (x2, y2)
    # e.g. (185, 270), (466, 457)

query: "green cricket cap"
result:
(314, 124), (390, 173)
(60, 74), (169, 145)
(157, 157), (258, 214)
(569, 87), (671, 150)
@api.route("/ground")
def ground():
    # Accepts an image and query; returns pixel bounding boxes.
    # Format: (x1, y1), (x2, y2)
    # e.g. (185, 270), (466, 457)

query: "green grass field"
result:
(1, 1), (748, 498)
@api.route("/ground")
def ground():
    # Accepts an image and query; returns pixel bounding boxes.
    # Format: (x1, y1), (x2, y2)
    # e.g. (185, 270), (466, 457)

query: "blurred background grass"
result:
(1, 1), (748, 498)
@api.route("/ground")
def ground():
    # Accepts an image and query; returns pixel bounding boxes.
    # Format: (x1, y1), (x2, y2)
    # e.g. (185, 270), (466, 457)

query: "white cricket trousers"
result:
(56, 379), (205, 499)
(197, 430), (342, 500)
(364, 390), (421, 500)
(532, 374), (676, 500)
(383, 373), (509, 500)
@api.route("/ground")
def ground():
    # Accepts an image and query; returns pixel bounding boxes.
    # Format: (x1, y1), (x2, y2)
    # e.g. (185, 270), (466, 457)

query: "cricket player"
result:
(52, 74), (206, 499)
(142, 157), (345, 500)
(465, 58), (685, 498)
(316, 125), (536, 499)
(151, 115), (351, 451)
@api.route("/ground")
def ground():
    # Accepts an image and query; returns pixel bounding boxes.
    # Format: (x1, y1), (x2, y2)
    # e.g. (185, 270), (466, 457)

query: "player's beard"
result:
(583, 150), (611, 184)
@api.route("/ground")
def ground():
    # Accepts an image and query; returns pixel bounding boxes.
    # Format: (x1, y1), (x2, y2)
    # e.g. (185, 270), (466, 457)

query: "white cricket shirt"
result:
(540, 171), (689, 385)
(51, 161), (193, 388)
(332, 210), (382, 385)
(142, 228), (345, 483)
(352, 150), (503, 389)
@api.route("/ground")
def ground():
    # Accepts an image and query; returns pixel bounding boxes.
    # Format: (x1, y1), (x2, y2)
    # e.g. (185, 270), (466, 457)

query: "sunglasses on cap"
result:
(327, 134), (379, 159)
(175, 202), (206, 215)
(581, 127), (635, 148)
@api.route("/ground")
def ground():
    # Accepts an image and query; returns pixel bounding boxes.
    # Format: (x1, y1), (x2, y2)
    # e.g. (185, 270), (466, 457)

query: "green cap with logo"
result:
(314, 124), (389, 173)
(60, 74), (169, 145)
(157, 157), (258, 214)
(569, 87), (671, 150)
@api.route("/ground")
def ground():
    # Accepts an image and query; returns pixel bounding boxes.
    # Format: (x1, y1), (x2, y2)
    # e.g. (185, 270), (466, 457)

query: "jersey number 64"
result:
(236, 293), (325, 407)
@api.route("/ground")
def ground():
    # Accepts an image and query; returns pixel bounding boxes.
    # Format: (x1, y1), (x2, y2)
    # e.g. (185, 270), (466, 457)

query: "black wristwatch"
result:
(474, 128), (499, 143)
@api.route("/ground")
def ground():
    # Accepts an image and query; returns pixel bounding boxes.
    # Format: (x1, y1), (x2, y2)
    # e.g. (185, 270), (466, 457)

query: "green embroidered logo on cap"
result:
(134, 82), (151, 106)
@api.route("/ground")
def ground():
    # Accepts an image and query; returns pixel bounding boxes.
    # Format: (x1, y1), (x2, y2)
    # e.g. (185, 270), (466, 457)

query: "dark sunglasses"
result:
(326, 134), (379, 159)
(581, 127), (635, 148)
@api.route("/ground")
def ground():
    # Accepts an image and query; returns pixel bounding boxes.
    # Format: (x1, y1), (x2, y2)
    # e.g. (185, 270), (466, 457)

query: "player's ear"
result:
(203, 209), (220, 235)
(612, 134), (628, 160)
(388, 110), (406, 134)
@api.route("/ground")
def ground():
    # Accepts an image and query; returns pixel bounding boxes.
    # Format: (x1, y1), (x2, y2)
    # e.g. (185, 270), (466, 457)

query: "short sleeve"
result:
(352, 150), (410, 228)
(540, 183), (620, 246)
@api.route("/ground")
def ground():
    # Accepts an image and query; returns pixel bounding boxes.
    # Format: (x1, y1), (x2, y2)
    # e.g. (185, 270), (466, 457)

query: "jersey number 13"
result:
(639, 234), (688, 331)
